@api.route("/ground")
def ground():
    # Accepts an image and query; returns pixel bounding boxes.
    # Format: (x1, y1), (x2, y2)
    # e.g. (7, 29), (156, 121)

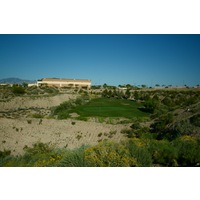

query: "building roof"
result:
(40, 78), (91, 83)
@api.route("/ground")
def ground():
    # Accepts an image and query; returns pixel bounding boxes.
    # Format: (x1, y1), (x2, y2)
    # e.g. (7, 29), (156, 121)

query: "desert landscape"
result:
(1, 34), (200, 167)
(1, 83), (200, 167)
(0, 88), (128, 156)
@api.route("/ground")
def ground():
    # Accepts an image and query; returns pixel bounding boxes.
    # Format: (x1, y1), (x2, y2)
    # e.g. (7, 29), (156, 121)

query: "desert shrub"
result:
(148, 140), (178, 166)
(175, 120), (195, 136)
(150, 113), (174, 139)
(76, 116), (88, 121)
(44, 87), (54, 94)
(139, 99), (158, 113)
(162, 97), (173, 107)
(22, 82), (28, 88)
(0, 156), (17, 167)
(121, 124), (149, 139)
(53, 101), (73, 114)
(190, 114), (200, 127)
(33, 152), (63, 167)
(21, 142), (62, 166)
(101, 89), (109, 98)
(23, 142), (51, 154)
(138, 129), (157, 140)
(59, 146), (86, 167)
(121, 128), (135, 138)
(1, 142), (62, 167)
(57, 111), (70, 119)
(98, 133), (102, 137)
(125, 138), (152, 166)
(108, 130), (117, 138)
(12, 85), (25, 95)
(53, 101), (72, 119)
(28, 89), (39, 95)
(84, 141), (137, 167)
(130, 122), (141, 130)
(97, 117), (106, 123)
(75, 97), (84, 105)
(53, 97), (87, 119)
(76, 135), (82, 140)
(151, 105), (168, 119)
(0, 149), (11, 158)
(27, 119), (32, 124)
(32, 113), (44, 118)
(125, 89), (131, 99)
(172, 136), (200, 166)
(119, 119), (132, 124)
(1, 137), (200, 167)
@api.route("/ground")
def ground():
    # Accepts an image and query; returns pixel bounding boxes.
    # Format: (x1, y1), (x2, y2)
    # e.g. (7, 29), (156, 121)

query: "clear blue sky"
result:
(0, 34), (200, 86)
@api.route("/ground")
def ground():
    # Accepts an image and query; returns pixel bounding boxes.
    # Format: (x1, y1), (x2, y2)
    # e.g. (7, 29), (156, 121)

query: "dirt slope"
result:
(0, 118), (127, 155)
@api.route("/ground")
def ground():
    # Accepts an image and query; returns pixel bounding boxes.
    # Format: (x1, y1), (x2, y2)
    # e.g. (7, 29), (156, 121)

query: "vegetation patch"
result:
(52, 96), (149, 122)
(1, 86), (200, 167)
(70, 97), (149, 120)
(32, 113), (44, 118)
(12, 85), (26, 95)
(1, 135), (200, 167)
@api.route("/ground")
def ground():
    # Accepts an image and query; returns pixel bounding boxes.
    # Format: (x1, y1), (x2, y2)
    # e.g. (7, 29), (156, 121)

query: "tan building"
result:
(37, 78), (91, 89)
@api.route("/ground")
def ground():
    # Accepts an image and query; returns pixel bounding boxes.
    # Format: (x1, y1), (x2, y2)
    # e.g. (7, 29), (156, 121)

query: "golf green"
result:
(70, 98), (148, 119)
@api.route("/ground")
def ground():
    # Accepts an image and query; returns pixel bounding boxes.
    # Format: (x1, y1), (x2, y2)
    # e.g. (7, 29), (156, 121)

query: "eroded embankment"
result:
(0, 118), (127, 155)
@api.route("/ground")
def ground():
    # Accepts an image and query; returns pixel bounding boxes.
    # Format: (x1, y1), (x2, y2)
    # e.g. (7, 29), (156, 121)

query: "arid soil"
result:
(0, 94), (127, 155)
(0, 93), (78, 111)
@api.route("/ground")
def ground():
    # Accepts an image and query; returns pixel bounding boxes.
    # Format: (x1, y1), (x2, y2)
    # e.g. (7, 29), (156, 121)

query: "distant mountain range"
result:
(0, 78), (36, 84)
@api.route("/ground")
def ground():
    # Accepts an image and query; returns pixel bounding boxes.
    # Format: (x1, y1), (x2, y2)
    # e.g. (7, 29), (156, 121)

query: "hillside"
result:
(0, 77), (36, 84)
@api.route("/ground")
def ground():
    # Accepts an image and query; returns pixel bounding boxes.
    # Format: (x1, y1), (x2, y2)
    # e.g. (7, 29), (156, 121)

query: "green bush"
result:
(148, 140), (178, 166)
(53, 101), (73, 119)
(59, 146), (86, 167)
(75, 96), (88, 105)
(84, 141), (138, 167)
(32, 113), (44, 118)
(0, 149), (11, 158)
(150, 113), (174, 139)
(172, 136), (200, 166)
(1, 134), (200, 167)
(52, 97), (88, 119)
(139, 99), (158, 113)
(76, 116), (88, 121)
(21, 142), (62, 167)
(130, 122), (141, 130)
(98, 132), (103, 137)
(12, 85), (25, 95)
(57, 111), (70, 119)
(1, 142), (61, 167)
(23, 142), (52, 156)
(175, 120), (195, 136)
(27, 119), (32, 124)
(190, 114), (200, 127)
(53, 101), (73, 114)
(125, 139), (152, 166)
(121, 128), (135, 138)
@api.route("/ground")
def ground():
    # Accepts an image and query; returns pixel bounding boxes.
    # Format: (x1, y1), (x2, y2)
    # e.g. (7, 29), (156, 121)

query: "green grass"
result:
(70, 98), (149, 119)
